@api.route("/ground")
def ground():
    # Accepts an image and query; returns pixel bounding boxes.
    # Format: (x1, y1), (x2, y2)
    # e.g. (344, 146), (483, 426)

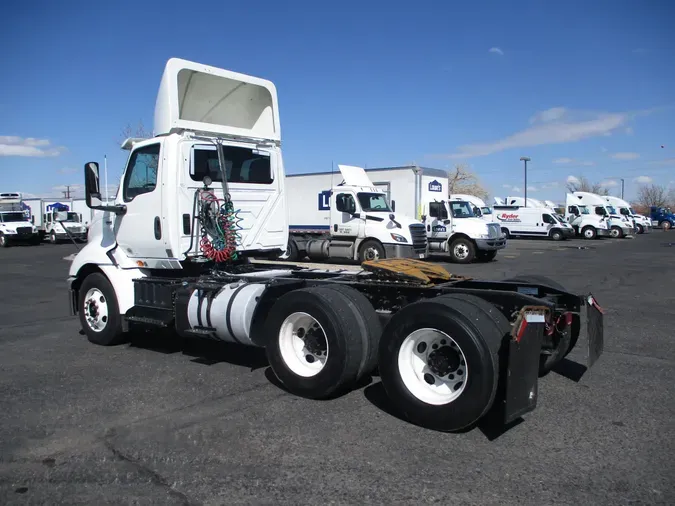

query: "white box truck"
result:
(22, 199), (89, 243)
(284, 165), (429, 262)
(0, 195), (41, 247)
(65, 57), (605, 433)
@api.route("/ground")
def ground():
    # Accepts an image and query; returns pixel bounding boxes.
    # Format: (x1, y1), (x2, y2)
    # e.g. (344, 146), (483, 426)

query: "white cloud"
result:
(510, 186), (521, 193)
(489, 47), (504, 56)
(502, 184), (512, 189)
(625, 127), (634, 135)
(610, 152), (640, 160)
(566, 175), (581, 185)
(58, 167), (77, 175)
(600, 146), (608, 153)
(0, 135), (65, 157)
(553, 157), (595, 166)
(600, 180), (619, 188)
(553, 157), (574, 164)
(580, 161), (596, 166)
(542, 181), (560, 189)
(438, 108), (630, 159)
(648, 158), (675, 166)
(527, 185), (538, 192)
(634, 175), (652, 184)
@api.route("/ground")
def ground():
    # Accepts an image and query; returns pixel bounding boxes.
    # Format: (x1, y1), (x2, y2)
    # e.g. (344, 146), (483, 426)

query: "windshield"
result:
(578, 205), (590, 215)
(553, 214), (566, 223)
(480, 206), (492, 215)
(628, 207), (636, 215)
(65, 212), (79, 222)
(0, 212), (28, 223)
(450, 201), (475, 218)
(357, 193), (392, 212)
(620, 208), (630, 216)
(606, 205), (617, 214)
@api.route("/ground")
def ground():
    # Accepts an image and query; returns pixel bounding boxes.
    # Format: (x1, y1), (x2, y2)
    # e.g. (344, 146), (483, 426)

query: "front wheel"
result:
(581, 226), (597, 240)
(78, 273), (126, 346)
(609, 226), (623, 238)
(448, 237), (476, 264)
(358, 239), (385, 262)
(661, 221), (672, 230)
(550, 229), (564, 241)
(0, 235), (8, 248)
(636, 224), (644, 234)
(49, 231), (58, 244)
(476, 250), (497, 262)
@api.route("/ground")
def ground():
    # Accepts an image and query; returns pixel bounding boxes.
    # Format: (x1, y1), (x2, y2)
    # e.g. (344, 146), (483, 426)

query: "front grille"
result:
(487, 223), (501, 238)
(16, 226), (33, 235)
(409, 224), (428, 253)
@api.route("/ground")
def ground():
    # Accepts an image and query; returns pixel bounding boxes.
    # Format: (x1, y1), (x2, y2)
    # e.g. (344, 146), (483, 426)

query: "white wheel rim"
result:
(398, 328), (468, 405)
(83, 287), (109, 332)
(584, 229), (594, 238)
(610, 228), (619, 237)
(364, 247), (380, 260)
(279, 312), (329, 377)
(453, 243), (469, 259)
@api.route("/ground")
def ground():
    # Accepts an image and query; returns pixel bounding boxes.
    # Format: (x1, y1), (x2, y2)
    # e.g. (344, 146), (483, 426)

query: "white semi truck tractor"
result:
(66, 57), (604, 433)
(283, 165), (428, 263)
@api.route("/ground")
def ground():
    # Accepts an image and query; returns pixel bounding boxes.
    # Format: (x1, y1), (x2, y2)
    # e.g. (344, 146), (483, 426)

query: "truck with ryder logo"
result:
(491, 205), (574, 241)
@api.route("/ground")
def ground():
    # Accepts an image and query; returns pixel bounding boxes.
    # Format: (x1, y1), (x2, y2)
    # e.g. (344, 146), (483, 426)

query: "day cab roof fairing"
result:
(153, 58), (281, 143)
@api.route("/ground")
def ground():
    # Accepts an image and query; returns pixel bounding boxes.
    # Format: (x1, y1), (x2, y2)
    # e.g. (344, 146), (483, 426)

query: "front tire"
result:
(636, 223), (644, 234)
(448, 237), (476, 264)
(610, 226), (623, 238)
(661, 221), (672, 230)
(476, 250), (497, 262)
(550, 229), (564, 241)
(378, 295), (506, 432)
(0, 234), (8, 248)
(265, 286), (368, 399)
(582, 226), (597, 240)
(78, 273), (126, 346)
(358, 239), (385, 262)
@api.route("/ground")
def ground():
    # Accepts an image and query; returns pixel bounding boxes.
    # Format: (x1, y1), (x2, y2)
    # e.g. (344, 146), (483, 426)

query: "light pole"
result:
(520, 156), (531, 205)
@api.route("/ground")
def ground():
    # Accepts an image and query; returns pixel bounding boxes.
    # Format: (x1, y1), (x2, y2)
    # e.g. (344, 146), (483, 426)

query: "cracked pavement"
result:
(0, 235), (673, 505)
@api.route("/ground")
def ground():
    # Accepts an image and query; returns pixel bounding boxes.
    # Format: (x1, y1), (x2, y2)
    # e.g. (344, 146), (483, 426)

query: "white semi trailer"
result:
(284, 165), (429, 262)
(66, 57), (604, 433)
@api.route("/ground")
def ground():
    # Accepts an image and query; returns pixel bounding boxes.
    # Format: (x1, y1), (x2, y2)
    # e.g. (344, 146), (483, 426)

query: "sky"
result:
(1, 0), (674, 204)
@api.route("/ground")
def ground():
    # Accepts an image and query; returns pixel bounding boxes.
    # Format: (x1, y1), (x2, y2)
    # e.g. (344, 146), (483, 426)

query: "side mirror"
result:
(31, 216), (34, 224)
(85, 161), (102, 208)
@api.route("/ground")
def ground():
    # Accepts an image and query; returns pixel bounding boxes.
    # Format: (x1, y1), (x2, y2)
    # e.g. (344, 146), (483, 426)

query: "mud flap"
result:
(586, 294), (604, 368)
(503, 308), (547, 424)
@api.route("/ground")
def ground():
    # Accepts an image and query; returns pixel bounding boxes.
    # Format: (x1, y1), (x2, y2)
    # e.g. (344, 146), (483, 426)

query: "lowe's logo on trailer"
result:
(318, 190), (331, 210)
(428, 180), (443, 192)
(46, 202), (70, 211)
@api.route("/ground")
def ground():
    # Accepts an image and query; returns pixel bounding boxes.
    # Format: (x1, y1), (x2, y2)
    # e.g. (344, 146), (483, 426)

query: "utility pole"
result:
(62, 185), (72, 199)
(621, 178), (625, 199)
(520, 156), (531, 205)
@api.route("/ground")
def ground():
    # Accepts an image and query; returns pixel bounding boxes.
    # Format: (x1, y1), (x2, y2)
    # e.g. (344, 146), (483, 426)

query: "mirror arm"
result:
(91, 204), (127, 215)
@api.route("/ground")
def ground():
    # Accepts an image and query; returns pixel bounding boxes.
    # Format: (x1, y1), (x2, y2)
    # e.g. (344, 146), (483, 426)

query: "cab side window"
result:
(429, 202), (447, 219)
(543, 214), (555, 224)
(568, 206), (578, 214)
(123, 144), (161, 202)
(594, 206), (606, 216)
(336, 193), (356, 214)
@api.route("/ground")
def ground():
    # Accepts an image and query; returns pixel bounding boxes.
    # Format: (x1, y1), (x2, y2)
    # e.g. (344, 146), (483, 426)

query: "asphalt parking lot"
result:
(1, 234), (674, 505)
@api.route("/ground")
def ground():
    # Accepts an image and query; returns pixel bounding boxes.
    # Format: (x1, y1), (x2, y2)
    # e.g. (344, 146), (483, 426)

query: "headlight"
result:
(5, 229), (16, 234)
(477, 233), (490, 239)
(390, 233), (408, 243)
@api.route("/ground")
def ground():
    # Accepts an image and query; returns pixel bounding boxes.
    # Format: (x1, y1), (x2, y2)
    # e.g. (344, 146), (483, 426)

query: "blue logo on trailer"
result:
(318, 190), (331, 210)
(46, 202), (70, 211)
(428, 180), (443, 192)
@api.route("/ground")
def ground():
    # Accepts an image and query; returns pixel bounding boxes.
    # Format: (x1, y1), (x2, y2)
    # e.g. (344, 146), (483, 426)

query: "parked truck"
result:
(491, 204), (575, 241)
(650, 206), (675, 230)
(284, 165), (428, 263)
(0, 196), (41, 247)
(603, 196), (651, 234)
(449, 194), (493, 220)
(66, 57), (604, 432)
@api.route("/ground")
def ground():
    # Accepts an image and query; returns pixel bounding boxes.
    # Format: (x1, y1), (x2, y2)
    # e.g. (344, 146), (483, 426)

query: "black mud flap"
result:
(586, 294), (604, 368)
(503, 307), (547, 424)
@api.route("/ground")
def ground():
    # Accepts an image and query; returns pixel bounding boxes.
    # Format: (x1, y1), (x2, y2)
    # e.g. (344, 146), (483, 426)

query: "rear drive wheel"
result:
(448, 237), (476, 264)
(378, 295), (505, 432)
(78, 273), (126, 346)
(582, 226), (597, 240)
(636, 223), (644, 234)
(265, 286), (367, 399)
(502, 274), (577, 374)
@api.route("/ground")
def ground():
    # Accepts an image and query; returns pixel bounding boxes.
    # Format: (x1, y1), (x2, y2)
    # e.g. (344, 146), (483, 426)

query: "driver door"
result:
(330, 192), (360, 238)
(113, 141), (168, 260)
(428, 202), (449, 240)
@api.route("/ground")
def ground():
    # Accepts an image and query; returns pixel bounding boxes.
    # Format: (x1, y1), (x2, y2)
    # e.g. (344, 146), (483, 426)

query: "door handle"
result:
(154, 216), (162, 240)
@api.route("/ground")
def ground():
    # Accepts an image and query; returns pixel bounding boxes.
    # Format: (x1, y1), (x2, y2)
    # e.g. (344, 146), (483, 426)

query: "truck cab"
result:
(604, 195), (651, 234)
(422, 199), (505, 263)
(568, 192), (633, 238)
(0, 199), (41, 247)
(650, 206), (675, 230)
(564, 193), (610, 240)
(448, 194), (492, 222)
(44, 207), (88, 243)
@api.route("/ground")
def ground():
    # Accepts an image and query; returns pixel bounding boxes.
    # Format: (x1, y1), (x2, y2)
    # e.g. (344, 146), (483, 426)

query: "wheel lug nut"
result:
(432, 344), (438, 350)
(305, 355), (314, 363)
(424, 373), (435, 385)
(417, 342), (427, 353)
(440, 340), (446, 345)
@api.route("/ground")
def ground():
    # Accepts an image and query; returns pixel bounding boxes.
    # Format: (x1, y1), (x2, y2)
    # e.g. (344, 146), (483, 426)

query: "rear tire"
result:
(661, 221), (672, 230)
(377, 295), (505, 432)
(78, 273), (126, 346)
(265, 286), (367, 399)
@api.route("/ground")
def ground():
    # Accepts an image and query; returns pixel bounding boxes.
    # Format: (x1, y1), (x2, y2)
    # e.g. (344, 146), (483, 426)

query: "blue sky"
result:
(1, 0), (673, 204)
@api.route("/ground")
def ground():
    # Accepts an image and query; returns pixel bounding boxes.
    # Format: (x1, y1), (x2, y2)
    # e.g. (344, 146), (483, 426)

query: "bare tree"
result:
(116, 120), (152, 146)
(636, 184), (669, 208)
(446, 164), (489, 200)
(566, 175), (609, 195)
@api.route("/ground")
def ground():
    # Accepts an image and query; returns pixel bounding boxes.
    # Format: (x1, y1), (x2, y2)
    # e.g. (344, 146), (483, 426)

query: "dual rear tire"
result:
(266, 286), (509, 431)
